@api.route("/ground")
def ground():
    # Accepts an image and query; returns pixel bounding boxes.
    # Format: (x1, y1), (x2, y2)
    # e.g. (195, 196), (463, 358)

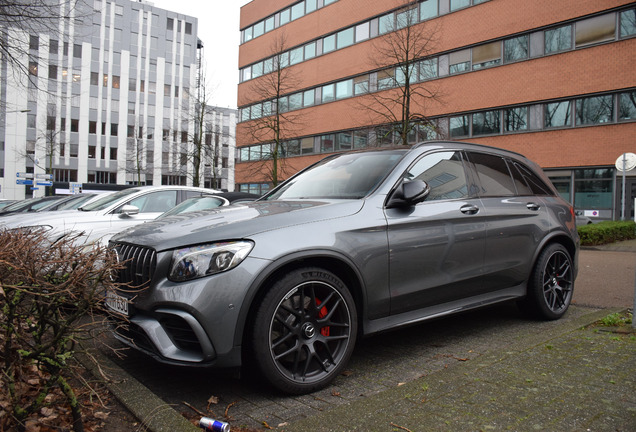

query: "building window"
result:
(29, 61), (38, 76)
(89, 121), (97, 134)
(450, 115), (469, 137)
(110, 147), (118, 160)
(88, 146), (96, 158)
(420, 0), (438, 20)
(336, 27), (354, 49)
(619, 91), (636, 121)
(29, 35), (39, 50)
(545, 25), (572, 54)
(304, 42), (316, 59)
(111, 123), (119, 136)
(472, 110), (500, 135)
(575, 14), (616, 48)
(167, 17), (174, 31)
(49, 39), (58, 54)
(322, 83), (335, 103)
(377, 69), (396, 90)
(575, 95), (613, 126)
(504, 35), (528, 62)
(545, 101), (572, 128)
(290, 2), (304, 20)
(303, 89), (315, 107)
(112, 75), (120, 89)
(335, 79), (353, 100)
(472, 41), (501, 70)
(418, 58), (437, 81)
(504, 107), (528, 132)
(48, 65), (57, 79)
(73, 44), (82, 58)
(355, 22), (369, 42)
(449, 49), (470, 74)
(46, 116), (56, 130)
(574, 169), (613, 210)
(620, 9), (636, 37)
(91, 72), (99, 86)
(279, 7), (291, 25)
(323, 34), (336, 53)
(452, 0), (473, 11)
(71, 119), (79, 132)
(353, 75), (369, 95)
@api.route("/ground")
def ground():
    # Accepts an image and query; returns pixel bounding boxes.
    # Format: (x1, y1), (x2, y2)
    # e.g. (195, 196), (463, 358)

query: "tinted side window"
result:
(407, 151), (468, 200)
(511, 162), (554, 196)
(468, 152), (516, 197)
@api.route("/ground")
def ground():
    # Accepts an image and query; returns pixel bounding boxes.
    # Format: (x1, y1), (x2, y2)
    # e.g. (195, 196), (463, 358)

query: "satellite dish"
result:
(615, 153), (636, 172)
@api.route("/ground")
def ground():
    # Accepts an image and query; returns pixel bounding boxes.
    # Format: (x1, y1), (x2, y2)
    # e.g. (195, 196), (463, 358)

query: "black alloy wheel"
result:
(252, 267), (357, 394)
(521, 243), (574, 320)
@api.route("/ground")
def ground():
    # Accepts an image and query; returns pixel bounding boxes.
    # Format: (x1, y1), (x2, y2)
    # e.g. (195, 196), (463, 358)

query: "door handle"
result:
(526, 202), (541, 211)
(460, 204), (479, 215)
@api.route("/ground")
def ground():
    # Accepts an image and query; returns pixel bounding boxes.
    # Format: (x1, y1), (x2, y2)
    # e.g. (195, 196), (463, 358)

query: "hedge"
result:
(577, 220), (636, 246)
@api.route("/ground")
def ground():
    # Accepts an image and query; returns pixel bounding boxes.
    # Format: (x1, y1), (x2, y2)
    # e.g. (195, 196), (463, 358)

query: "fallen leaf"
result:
(94, 412), (110, 420)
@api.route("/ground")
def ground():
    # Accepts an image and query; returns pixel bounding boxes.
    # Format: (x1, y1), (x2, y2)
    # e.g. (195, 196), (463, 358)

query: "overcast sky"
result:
(150, 0), (252, 109)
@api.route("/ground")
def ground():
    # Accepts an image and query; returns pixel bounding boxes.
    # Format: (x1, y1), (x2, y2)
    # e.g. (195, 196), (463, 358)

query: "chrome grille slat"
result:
(112, 242), (157, 287)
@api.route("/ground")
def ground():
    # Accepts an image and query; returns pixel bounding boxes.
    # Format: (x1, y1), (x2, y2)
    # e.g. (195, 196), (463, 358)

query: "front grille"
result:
(112, 242), (157, 288)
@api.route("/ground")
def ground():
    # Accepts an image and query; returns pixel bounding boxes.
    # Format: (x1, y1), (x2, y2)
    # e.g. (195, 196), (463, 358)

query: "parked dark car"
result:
(109, 142), (579, 394)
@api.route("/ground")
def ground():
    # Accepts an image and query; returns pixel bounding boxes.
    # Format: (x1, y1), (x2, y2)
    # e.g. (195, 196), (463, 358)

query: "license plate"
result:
(106, 290), (129, 316)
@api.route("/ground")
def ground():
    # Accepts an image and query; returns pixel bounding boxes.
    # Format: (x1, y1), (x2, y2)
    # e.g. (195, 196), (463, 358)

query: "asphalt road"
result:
(99, 248), (636, 430)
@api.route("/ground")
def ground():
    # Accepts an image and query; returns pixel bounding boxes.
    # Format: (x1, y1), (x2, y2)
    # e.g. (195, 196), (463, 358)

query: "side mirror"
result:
(118, 204), (140, 216)
(386, 179), (430, 209)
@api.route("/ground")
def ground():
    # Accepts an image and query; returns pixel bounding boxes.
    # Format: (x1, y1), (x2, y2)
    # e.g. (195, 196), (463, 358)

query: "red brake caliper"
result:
(315, 299), (330, 336)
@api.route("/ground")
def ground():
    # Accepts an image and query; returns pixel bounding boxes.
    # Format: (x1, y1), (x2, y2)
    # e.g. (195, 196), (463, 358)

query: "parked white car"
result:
(0, 186), (219, 246)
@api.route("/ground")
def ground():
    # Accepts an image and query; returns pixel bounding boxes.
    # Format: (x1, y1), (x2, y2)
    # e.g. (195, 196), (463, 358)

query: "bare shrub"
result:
(0, 228), (127, 432)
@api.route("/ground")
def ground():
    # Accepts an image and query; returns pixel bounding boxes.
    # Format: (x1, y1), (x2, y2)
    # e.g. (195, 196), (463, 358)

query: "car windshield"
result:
(80, 188), (141, 211)
(265, 151), (406, 200)
(159, 196), (226, 218)
(54, 194), (97, 211)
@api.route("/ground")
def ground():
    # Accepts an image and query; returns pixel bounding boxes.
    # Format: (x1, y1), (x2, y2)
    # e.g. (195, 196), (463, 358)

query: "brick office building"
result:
(237, 0), (636, 220)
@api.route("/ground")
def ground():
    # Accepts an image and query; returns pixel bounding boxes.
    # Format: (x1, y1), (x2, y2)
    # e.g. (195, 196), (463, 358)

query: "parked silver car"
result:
(0, 186), (219, 246)
(109, 142), (579, 394)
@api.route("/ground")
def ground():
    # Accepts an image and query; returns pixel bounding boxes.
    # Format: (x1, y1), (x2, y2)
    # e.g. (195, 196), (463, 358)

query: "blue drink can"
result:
(199, 417), (230, 432)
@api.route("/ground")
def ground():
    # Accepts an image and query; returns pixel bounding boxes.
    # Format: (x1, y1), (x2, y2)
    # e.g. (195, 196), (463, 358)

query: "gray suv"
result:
(109, 142), (579, 394)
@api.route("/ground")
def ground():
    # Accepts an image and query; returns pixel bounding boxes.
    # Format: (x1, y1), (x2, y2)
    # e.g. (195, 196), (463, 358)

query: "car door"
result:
(465, 152), (550, 292)
(385, 150), (487, 315)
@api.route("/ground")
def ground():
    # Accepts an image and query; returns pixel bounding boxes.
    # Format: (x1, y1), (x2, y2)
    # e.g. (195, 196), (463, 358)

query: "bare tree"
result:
(0, 0), (88, 100)
(360, 1), (442, 146)
(242, 33), (304, 187)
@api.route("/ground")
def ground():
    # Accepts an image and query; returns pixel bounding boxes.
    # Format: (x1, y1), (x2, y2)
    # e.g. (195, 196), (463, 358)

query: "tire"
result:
(251, 267), (357, 394)
(519, 243), (574, 320)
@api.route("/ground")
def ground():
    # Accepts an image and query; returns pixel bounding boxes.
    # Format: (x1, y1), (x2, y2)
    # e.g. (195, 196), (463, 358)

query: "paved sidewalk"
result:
(279, 309), (635, 432)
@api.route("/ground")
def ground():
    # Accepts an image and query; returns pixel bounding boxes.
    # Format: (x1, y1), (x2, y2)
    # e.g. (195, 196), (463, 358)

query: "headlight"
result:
(168, 241), (254, 282)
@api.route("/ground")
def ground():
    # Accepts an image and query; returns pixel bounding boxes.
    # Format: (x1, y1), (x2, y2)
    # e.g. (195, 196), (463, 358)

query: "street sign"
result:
(16, 172), (33, 179)
(36, 181), (53, 186)
(36, 173), (53, 180)
(16, 179), (33, 185)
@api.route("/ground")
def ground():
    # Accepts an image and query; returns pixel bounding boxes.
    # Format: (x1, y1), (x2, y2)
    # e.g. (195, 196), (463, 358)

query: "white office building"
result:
(0, 0), (236, 199)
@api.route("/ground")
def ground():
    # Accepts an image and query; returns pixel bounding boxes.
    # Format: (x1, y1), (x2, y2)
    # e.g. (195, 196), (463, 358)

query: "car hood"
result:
(111, 200), (365, 251)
